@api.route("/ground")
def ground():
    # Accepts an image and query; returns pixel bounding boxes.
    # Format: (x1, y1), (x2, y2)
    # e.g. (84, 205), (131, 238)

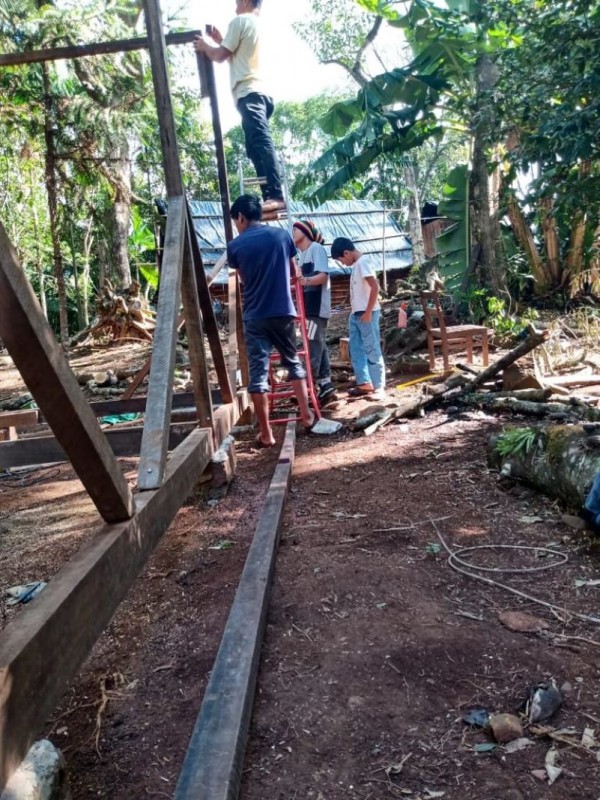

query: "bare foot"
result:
(255, 433), (276, 449)
(261, 198), (286, 213)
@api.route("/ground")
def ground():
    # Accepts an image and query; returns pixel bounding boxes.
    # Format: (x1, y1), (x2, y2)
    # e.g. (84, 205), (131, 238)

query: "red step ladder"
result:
(267, 276), (321, 426)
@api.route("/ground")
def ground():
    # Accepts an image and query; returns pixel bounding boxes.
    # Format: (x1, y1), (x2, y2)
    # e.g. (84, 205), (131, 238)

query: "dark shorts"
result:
(244, 316), (306, 393)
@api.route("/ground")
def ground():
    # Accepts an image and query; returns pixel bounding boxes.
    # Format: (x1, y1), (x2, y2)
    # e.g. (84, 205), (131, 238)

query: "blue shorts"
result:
(244, 316), (306, 393)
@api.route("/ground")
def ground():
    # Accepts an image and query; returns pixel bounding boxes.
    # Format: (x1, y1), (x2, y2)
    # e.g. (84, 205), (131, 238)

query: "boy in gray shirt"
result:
(293, 220), (336, 406)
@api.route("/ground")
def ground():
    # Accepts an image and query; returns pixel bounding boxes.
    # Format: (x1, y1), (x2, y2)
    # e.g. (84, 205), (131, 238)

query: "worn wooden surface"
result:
(137, 197), (185, 490)
(0, 423), (197, 469)
(175, 423), (296, 800)
(0, 394), (248, 793)
(0, 221), (133, 523)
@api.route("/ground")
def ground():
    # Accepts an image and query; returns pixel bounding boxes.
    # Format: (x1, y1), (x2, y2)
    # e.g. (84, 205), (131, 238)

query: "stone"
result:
(498, 610), (550, 633)
(488, 713), (524, 744)
(200, 435), (237, 500)
(1, 740), (70, 800)
(561, 513), (588, 531)
(502, 363), (542, 391)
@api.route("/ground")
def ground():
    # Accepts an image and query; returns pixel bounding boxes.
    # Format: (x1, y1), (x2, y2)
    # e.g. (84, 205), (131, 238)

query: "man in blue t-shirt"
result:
(227, 194), (315, 447)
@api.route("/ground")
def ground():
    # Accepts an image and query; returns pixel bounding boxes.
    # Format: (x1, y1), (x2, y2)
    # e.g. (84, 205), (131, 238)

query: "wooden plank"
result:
(174, 423), (296, 800)
(181, 222), (214, 432)
(0, 423), (196, 470)
(85, 391), (222, 418)
(0, 410), (38, 430)
(138, 197), (186, 490)
(0, 30), (201, 67)
(0, 428), (16, 442)
(0, 395), (249, 793)
(143, 0), (185, 197)
(186, 202), (234, 404)
(195, 55), (245, 395)
(0, 221), (133, 523)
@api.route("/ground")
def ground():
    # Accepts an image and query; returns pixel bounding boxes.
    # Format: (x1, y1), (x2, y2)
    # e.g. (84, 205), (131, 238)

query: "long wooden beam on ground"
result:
(174, 423), (296, 800)
(0, 422), (197, 470)
(0, 222), (134, 523)
(137, 196), (185, 490)
(0, 30), (200, 67)
(0, 393), (248, 793)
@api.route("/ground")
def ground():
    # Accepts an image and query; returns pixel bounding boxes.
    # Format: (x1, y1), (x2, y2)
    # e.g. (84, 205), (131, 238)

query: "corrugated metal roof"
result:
(188, 199), (413, 284)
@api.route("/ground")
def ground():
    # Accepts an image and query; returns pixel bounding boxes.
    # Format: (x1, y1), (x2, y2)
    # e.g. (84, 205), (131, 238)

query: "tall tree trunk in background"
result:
(471, 53), (503, 292)
(404, 161), (425, 270)
(540, 196), (561, 286)
(505, 192), (550, 291)
(565, 161), (591, 293)
(81, 219), (93, 327)
(41, 63), (69, 348)
(107, 138), (132, 288)
(31, 202), (48, 319)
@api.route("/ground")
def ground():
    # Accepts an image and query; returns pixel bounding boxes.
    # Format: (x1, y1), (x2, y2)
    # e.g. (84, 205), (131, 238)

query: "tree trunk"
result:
(41, 62), (69, 348)
(540, 196), (561, 285)
(565, 161), (592, 293)
(505, 192), (550, 291)
(471, 53), (503, 292)
(107, 138), (132, 288)
(404, 161), (425, 270)
(489, 425), (600, 510)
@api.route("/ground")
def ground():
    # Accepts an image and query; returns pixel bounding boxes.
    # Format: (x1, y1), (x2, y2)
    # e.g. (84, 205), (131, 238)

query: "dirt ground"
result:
(2, 322), (600, 799)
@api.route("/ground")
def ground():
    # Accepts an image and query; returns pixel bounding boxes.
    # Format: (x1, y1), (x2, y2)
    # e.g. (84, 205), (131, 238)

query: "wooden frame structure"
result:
(0, 0), (249, 789)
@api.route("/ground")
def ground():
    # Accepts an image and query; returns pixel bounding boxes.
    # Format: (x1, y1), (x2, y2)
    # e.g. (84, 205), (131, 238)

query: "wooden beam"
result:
(143, 0), (185, 197)
(174, 423), (296, 800)
(84, 390), (222, 418)
(195, 55), (249, 393)
(0, 410), (39, 430)
(186, 202), (234, 404)
(181, 222), (214, 432)
(138, 196), (185, 490)
(0, 395), (249, 793)
(0, 30), (201, 67)
(0, 222), (134, 523)
(0, 423), (196, 470)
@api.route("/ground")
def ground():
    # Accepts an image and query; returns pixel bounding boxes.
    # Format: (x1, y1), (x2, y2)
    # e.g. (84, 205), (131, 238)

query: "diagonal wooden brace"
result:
(0, 221), (134, 522)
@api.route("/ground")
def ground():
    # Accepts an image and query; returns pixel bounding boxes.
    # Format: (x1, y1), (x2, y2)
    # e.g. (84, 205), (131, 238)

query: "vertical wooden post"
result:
(196, 53), (249, 390)
(143, 0), (215, 457)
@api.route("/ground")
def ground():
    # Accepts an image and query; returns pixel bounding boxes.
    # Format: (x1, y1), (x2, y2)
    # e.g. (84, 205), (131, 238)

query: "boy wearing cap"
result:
(194, 0), (285, 213)
(330, 237), (386, 401)
(293, 220), (336, 407)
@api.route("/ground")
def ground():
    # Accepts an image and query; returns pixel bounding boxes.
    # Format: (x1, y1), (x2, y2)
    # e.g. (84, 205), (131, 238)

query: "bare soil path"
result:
(2, 344), (600, 798)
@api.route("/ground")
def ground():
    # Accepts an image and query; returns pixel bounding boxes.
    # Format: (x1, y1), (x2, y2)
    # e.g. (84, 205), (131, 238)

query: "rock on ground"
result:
(1, 741), (70, 800)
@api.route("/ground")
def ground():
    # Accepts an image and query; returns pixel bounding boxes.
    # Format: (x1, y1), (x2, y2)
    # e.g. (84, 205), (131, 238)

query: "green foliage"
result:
(495, 427), (538, 458)
(436, 164), (469, 289)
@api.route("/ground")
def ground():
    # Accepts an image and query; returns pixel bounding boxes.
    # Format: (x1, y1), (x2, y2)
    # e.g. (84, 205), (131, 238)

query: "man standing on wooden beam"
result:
(194, 0), (285, 214)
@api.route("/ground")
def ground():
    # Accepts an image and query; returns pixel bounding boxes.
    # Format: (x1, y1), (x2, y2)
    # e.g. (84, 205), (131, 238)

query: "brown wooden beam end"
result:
(0, 410), (39, 430)
(0, 222), (133, 523)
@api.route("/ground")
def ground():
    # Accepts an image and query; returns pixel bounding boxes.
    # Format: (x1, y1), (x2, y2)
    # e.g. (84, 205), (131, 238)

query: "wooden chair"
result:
(420, 291), (489, 372)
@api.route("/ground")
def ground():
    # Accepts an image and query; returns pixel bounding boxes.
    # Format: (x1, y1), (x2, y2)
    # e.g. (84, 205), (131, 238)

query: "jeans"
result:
(244, 316), (305, 393)
(306, 316), (331, 385)
(349, 310), (385, 389)
(237, 93), (283, 201)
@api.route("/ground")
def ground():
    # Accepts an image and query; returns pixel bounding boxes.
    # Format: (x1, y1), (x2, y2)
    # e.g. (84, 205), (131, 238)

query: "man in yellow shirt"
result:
(194, 0), (285, 213)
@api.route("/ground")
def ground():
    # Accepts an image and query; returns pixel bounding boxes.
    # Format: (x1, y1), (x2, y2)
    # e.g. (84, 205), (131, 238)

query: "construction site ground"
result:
(2, 319), (600, 799)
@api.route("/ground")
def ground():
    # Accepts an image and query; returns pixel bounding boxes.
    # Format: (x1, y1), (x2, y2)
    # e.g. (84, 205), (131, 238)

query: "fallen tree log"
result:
(489, 425), (600, 510)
